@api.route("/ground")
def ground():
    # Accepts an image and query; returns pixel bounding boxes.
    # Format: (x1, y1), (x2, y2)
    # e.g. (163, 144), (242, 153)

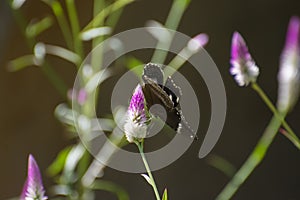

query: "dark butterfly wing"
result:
(143, 63), (164, 85)
(164, 76), (182, 107)
(142, 79), (181, 131)
(142, 74), (174, 111)
(142, 63), (197, 140)
(164, 76), (197, 139)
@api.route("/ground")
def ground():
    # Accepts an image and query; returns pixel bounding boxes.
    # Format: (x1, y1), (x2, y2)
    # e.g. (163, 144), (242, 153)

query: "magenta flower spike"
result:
(277, 16), (300, 112)
(187, 33), (209, 52)
(124, 84), (148, 143)
(21, 155), (47, 200)
(230, 32), (259, 86)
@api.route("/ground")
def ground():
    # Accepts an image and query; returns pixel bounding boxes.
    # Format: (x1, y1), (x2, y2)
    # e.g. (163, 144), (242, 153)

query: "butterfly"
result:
(141, 63), (198, 140)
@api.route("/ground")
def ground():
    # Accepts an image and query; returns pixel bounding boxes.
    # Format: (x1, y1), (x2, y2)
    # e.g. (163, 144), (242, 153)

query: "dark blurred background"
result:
(1, 0), (300, 199)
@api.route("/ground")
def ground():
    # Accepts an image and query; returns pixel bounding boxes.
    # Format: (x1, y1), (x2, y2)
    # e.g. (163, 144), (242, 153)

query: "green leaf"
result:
(63, 143), (85, 174)
(105, 3), (124, 32)
(82, 0), (134, 31)
(7, 55), (39, 72)
(26, 16), (53, 38)
(177, 0), (191, 8)
(41, 0), (73, 49)
(65, 0), (84, 58)
(54, 104), (75, 127)
(11, 0), (26, 9)
(42, 43), (81, 65)
(81, 27), (112, 41)
(146, 20), (170, 42)
(206, 154), (237, 178)
(91, 180), (130, 200)
(85, 69), (112, 93)
(47, 146), (72, 177)
(49, 184), (72, 197)
(162, 188), (168, 200)
(126, 56), (143, 77)
(141, 174), (153, 186)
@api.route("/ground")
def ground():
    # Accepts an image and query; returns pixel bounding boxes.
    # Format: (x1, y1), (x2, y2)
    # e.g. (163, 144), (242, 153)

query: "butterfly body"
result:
(141, 63), (197, 140)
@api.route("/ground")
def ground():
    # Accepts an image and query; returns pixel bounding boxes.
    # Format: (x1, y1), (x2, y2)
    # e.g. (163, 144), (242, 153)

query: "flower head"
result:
(21, 155), (47, 200)
(277, 16), (300, 112)
(124, 84), (149, 143)
(230, 32), (259, 86)
(187, 33), (209, 52)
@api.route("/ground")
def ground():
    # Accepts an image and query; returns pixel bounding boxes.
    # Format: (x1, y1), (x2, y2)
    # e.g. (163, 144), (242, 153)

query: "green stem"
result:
(280, 128), (300, 149)
(7, 1), (68, 97)
(216, 114), (284, 200)
(251, 82), (300, 149)
(105, 5), (124, 33)
(82, 0), (134, 31)
(40, 62), (68, 97)
(65, 0), (84, 61)
(91, 180), (130, 200)
(48, 0), (73, 50)
(136, 141), (161, 200)
(151, 0), (190, 64)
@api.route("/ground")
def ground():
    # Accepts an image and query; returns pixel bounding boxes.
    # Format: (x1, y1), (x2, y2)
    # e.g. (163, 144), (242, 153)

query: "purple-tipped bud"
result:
(124, 84), (148, 143)
(187, 33), (209, 52)
(230, 32), (259, 86)
(21, 155), (47, 200)
(67, 88), (88, 105)
(77, 89), (88, 105)
(277, 16), (300, 112)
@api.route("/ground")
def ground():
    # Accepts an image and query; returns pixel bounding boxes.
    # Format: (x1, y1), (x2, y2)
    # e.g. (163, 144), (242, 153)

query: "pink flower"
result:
(124, 84), (148, 143)
(230, 32), (259, 86)
(277, 16), (300, 112)
(187, 33), (209, 52)
(21, 155), (47, 200)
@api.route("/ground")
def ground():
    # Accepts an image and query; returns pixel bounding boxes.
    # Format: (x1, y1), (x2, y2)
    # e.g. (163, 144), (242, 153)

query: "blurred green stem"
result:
(7, 1), (68, 97)
(47, 0), (73, 50)
(151, 0), (190, 64)
(216, 82), (300, 199)
(252, 82), (300, 149)
(40, 62), (68, 97)
(66, 0), (84, 61)
(83, 0), (134, 31)
(91, 180), (130, 200)
(216, 114), (285, 200)
(135, 140), (161, 200)
(77, 2), (106, 198)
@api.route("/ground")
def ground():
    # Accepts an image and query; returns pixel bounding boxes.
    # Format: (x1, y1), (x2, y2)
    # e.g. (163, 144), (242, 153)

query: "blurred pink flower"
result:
(187, 33), (209, 52)
(230, 32), (259, 86)
(277, 16), (300, 112)
(21, 155), (47, 200)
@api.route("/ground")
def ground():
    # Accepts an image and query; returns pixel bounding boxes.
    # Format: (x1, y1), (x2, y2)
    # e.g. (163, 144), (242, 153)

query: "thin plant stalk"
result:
(151, 0), (190, 64)
(82, 0), (134, 31)
(40, 62), (69, 97)
(73, 0), (104, 192)
(47, 0), (73, 50)
(280, 128), (300, 148)
(135, 140), (161, 200)
(216, 113), (285, 200)
(252, 82), (300, 149)
(78, 1), (107, 195)
(65, 0), (84, 61)
(7, 1), (68, 97)
(106, 6), (124, 32)
(82, 130), (126, 187)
